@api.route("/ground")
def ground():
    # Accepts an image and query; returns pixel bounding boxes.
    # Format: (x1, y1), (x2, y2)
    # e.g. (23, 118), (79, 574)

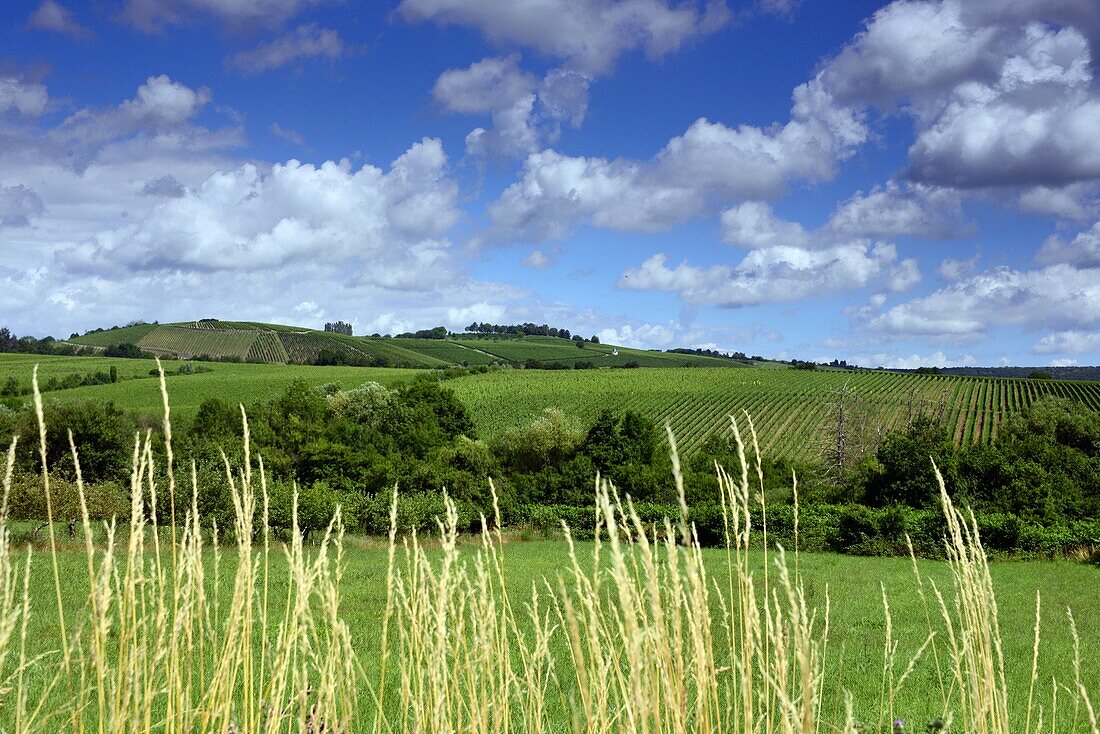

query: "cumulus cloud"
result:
(1036, 220), (1100, 266)
(809, 0), (1100, 191)
(0, 185), (44, 227)
(228, 24), (348, 75)
(483, 80), (865, 242)
(28, 1), (92, 39)
(57, 138), (461, 290)
(868, 263), (1100, 338)
(433, 56), (590, 159)
(398, 0), (731, 75)
(619, 242), (918, 307)
(818, 0), (1002, 109)
(15, 75), (240, 173)
(719, 201), (807, 247)
(826, 181), (965, 239)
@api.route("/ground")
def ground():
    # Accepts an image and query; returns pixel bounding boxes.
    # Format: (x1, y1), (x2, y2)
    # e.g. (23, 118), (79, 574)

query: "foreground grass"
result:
(11, 536), (1099, 731)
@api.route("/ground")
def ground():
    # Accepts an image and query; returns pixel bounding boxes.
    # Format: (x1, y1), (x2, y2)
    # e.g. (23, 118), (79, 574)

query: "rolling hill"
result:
(66, 320), (750, 370)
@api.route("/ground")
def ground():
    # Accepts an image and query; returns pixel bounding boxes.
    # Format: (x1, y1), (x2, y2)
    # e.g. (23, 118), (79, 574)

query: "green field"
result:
(7, 355), (1100, 459)
(0, 354), (418, 423)
(11, 536), (1098, 731)
(67, 321), (746, 368)
(448, 366), (1100, 458)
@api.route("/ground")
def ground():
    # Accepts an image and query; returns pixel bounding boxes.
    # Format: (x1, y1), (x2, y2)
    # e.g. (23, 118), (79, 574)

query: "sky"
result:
(2, 0), (1100, 368)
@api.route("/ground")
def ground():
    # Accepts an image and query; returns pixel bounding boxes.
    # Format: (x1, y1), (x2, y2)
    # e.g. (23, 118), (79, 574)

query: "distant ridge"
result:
(66, 319), (750, 370)
(905, 366), (1100, 382)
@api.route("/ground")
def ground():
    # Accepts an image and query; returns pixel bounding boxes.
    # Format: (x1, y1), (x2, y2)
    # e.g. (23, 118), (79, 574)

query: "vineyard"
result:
(448, 367), (1100, 461)
(388, 338), (499, 365)
(135, 325), (257, 360)
(246, 331), (289, 363)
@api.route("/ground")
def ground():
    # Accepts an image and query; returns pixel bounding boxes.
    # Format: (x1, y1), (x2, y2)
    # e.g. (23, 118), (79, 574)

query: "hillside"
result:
(66, 320), (750, 370)
(7, 352), (1100, 461)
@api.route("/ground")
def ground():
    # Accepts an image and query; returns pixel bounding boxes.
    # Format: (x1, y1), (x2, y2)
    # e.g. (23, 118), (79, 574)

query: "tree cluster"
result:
(464, 322), (576, 340)
(324, 321), (353, 336)
(396, 326), (448, 340)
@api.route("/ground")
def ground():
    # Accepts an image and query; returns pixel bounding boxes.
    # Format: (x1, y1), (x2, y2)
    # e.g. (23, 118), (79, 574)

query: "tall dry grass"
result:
(0, 364), (1094, 733)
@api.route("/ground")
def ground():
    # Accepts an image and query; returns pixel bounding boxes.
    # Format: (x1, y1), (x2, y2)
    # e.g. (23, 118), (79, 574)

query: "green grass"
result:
(10, 535), (1098, 730)
(8, 354), (1100, 460)
(0, 357), (419, 423)
(0, 354), (163, 384)
(67, 323), (159, 347)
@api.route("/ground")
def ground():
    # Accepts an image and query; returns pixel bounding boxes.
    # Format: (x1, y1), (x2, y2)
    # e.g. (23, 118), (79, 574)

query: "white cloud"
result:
(447, 302), (507, 325)
(228, 24), (348, 75)
(719, 201), (807, 247)
(19, 75), (236, 173)
(826, 181), (964, 239)
(433, 56), (590, 159)
(1036, 220), (1100, 267)
(850, 350), (978, 370)
(28, 1), (92, 39)
(620, 242), (917, 307)
(818, 0), (1001, 109)
(483, 81), (865, 242)
(810, 1), (1100, 190)
(869, 263), (1100, 338)
(433, 55), (538, 113)
(55, 138), (460, 295)
(1034, 329), (1100, 354)
(1018, 184), (1096, 220)
(398, 0), (731, 75)
(0, 73), (49, 117)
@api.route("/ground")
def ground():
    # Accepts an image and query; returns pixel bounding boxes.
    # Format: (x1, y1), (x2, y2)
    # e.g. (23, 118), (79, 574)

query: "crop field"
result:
(449, 366), (1100, 459)
(136, 324), (258, 359)
(245, 330), (289, 362)
(388, 337), (499, 365)
(8, 354), (1100, 460)
(327, 333), (452, 368)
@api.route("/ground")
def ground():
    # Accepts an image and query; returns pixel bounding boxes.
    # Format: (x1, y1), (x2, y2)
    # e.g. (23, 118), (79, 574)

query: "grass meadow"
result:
(1, 365), (1098, 733)
(10, 533), (1099, 731)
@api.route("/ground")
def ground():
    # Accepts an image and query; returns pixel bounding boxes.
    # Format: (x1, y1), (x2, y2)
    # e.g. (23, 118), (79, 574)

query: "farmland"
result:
(66, 320), (746, 368)
(6, 353), (1100, 461)
(447, 366), (1100, 459)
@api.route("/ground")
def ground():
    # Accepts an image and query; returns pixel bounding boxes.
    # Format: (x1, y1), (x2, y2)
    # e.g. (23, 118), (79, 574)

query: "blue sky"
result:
(3, 0), (1100, 367)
